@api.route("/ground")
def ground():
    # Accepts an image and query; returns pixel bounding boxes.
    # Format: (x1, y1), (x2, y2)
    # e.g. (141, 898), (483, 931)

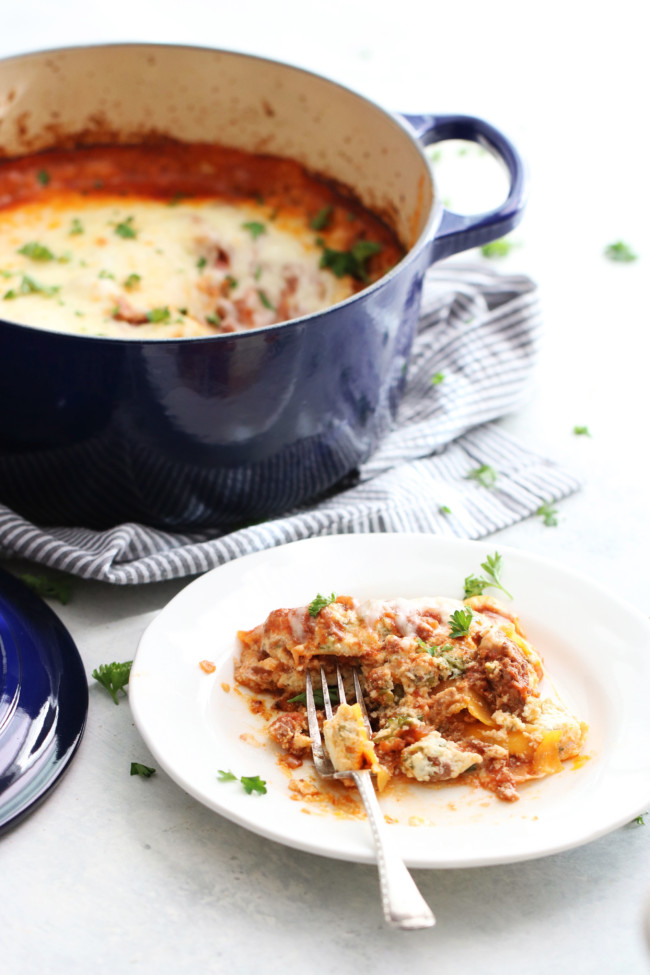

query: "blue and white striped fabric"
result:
(0, 263), (580, 585)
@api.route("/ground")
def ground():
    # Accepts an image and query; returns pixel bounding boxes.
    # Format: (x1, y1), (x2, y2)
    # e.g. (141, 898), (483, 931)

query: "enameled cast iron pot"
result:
(0, 44), (526, 531)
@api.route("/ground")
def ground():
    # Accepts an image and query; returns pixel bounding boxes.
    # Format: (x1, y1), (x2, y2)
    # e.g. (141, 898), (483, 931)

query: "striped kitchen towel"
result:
(0, 263), (580, 585)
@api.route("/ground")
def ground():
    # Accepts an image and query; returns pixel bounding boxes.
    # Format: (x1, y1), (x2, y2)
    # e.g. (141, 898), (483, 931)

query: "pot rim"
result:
(0, 40), (442, 346)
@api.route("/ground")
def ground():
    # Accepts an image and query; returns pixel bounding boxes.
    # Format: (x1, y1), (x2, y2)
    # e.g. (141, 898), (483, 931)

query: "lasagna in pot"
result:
(0, 142), (404, 338)
(235, 593), (587, 802)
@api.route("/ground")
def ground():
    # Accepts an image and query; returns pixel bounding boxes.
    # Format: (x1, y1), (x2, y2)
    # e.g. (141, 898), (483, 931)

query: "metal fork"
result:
(304, 666), (435, 930)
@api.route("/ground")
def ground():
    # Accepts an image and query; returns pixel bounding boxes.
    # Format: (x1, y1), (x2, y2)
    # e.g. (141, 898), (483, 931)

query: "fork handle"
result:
(351, 771), (435, 930)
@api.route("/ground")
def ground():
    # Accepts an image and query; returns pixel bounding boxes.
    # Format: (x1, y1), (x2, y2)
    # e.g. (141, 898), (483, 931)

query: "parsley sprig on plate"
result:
(308, 592), (337, 617)
(448, 607), (474, 639)
(463, 552), (513, 600)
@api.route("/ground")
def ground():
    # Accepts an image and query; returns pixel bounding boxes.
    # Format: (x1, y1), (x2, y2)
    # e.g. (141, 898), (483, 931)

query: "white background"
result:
(1, 3), (648, 974)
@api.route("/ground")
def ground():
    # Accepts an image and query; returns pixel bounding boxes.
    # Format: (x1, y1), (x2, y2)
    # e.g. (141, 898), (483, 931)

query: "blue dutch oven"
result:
(0, 44), (527, 531)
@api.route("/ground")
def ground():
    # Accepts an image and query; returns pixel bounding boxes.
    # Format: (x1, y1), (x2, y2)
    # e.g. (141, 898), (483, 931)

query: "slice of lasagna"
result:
(234, 593), (587, 802)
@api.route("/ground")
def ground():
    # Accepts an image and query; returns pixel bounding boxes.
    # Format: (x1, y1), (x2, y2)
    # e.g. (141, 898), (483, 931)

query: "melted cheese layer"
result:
(0, 196), (354, 338)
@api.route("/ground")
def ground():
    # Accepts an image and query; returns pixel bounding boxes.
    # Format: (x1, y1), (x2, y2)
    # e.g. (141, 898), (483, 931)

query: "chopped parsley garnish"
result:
(98, 269), (115, 280)
(114, 216), (137, 239)
(242, 221), (266, 240)
(147, 306), (171, 323)
(439, 505), (452, 515)
(573, 425), (591, 437)
(3, 274), (60, 299)
(218, 770), (267, 795)
(92, 660), (133, 704)
(196, 256), (207, 271)
(317, 239), (382, 282)
(240, 775), (267, 795)
(537, 502), (559, 527)
(448, 607), (474, 639)
(431, 372), (445, 385)
(465, 463), (498, 488)
(310, 205), (334, 231)
(17, 241), (56, 261)
(288, 685), (339, 707)
(308, 592), (337, 617)
(124, 273), (141, 290)
(17, 571), (72, 604)
(257, 289), (274, 311)
(69, 218), (84, 235)
(481, 237), (515, 259)
(225, 274), (238, 289)
(632, 813), (646, 826)
(130, 763), (156, 778)
(206, 313), (221, 326)
(604, 240), (637, 262)
(463, 552), (513, 600)
(36, 169), (50, 186)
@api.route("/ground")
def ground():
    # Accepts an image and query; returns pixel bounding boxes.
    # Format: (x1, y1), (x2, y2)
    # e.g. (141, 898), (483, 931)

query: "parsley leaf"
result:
(3, 274), (60, 299)
(124, 273), (141, 290)
(632, 813), (646, 826)
(114, 216), (137, 239)
(537, 502), (559, 527)
(604, 241), (637, 262)
(36, 169), (50, 186)
(448, 607), (474, 639)
(573, 425), (591, 437)
(92, 660), (133, 704)
(465, 464), (498, 488)
(288, 685), (339, 707)
(242, 221), (266, 240)
(17, 241), (56, 261)
(318, 239), (382, 282)
(439, 505), (452, 515)
(431, 372), (445, 385)
(147, 307), (171, 324)
(310, 205), (333, 231)
(307, 592), (337, 617)
(257, 289), (274, 311)
(240, 775), (267, 795)
(17, 571), (72, 604)
(196, 256), (207, 271)
(463, 552), (513, 600)
(217, 769), (267, 795)
(130, 763), (156, 778)
(481, 237), (515, 259)
(69, 218), (84, 236)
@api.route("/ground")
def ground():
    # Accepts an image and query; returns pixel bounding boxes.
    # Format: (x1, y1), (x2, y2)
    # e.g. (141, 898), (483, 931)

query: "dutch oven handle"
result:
(400, 113), (528, 263)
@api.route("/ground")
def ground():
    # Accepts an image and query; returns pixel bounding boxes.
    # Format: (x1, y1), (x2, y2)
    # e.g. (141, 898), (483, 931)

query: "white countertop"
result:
(2, 2), (649, 973)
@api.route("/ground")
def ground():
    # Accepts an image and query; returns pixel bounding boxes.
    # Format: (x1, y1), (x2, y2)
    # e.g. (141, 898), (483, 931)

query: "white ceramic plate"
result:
(129, 534), (650, 868)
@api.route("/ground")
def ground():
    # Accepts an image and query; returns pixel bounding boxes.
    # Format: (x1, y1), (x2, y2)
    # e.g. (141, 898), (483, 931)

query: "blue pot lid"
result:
(0, 568), (87, 833)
